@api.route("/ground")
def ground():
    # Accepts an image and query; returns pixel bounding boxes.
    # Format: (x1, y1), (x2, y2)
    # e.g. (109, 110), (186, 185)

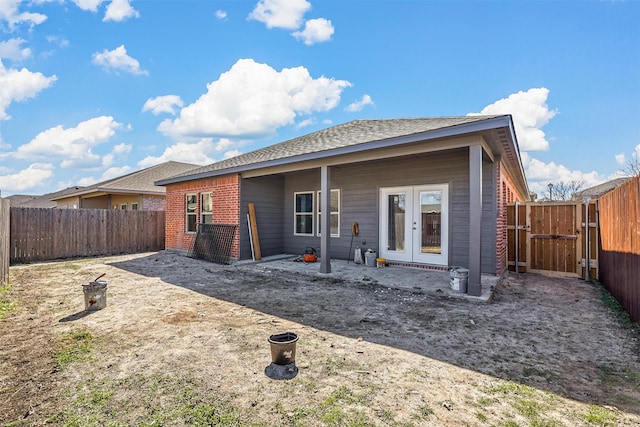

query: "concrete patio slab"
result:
(236, 255), (498, 303)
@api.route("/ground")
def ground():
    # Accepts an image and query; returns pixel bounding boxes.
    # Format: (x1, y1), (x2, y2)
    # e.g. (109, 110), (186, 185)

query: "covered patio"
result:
(236, 255), (498, 302)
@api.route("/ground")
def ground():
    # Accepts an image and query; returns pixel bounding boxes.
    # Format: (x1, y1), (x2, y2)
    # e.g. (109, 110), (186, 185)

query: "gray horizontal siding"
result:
(239, 175), (285, 259)
(280, 148), (497, 273)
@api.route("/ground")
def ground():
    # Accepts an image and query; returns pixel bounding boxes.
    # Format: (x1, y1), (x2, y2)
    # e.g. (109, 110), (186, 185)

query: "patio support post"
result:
(320, 165), (331, 274)
(468, 145), (482, 296)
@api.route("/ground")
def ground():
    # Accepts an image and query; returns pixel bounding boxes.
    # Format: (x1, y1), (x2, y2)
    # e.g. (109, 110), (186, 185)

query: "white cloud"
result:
(213, 138), (233, 153)
(158, 58), (351, 138)
(0, 163), (54, 192)
(142, 95), (184, 115)
(248, 0), (311, 29)
(345, 94), (374, 113)
(92, 45), (148, 75)
(104, 0), (139, 22)
(215, 10), (227, 20)
(99, 165), (132, 181)
(14, 116), (122, 169)
(0, 38), (31, 61)
(521, 152), (605, 197)
(73, 0), (107, 12)
(469, 87), (557, 151)
(76, 175), (97, 186)
(112, 143), (131, 154)
(292, 18), (334, 45)
(615, 153), (626, 165)
(0, 0), (47, 29)
(223, 150), (241, 160)
(100, 143), (130, 167)
(46, 35), (70, 48)
(0, 59), (57, 120)
(138, 138), (219, 168)
(296, 118), (315, 128)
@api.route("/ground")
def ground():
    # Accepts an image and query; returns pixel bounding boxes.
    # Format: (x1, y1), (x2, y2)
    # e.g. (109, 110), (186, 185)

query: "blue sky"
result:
(0, 0), (638, 197)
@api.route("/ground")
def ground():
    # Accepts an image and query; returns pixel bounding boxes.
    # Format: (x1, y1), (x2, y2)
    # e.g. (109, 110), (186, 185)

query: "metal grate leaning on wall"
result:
(187, 223), (238, 265)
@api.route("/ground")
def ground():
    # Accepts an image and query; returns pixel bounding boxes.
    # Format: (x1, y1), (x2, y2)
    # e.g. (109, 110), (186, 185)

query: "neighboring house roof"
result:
(51, 161), (200, 201)
(574, 177), (633, 199)
(156, 115), (528, 197)
(6, 187), (85, 208)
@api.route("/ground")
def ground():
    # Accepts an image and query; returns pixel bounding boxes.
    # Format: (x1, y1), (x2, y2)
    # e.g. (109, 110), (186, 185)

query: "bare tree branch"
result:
(550, 180), (586, 201)
(622, 152), (640, 177)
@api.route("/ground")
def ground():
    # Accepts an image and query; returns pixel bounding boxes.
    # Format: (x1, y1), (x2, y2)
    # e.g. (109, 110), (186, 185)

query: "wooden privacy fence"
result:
(0, 199), (9, 285)
(10, 208), (165, 264)
(507, 201), (598, 280)
(598, 177), (640, 322)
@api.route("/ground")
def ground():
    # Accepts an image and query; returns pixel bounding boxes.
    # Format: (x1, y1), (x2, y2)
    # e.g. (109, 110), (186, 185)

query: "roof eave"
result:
(51, 188), (164, 200)
(505, 117), (530, 199)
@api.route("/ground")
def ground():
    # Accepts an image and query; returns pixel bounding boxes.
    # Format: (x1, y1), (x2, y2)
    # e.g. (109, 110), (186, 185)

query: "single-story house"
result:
(156, 116), (529, 295)
(53, 161), (199, 210)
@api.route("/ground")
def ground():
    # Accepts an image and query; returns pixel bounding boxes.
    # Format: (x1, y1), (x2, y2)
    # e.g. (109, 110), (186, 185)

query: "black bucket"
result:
(268, 332), (299, 365)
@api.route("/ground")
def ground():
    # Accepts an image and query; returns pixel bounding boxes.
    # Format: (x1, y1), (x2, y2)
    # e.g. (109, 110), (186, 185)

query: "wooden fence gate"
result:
(507, 202), (598, 279)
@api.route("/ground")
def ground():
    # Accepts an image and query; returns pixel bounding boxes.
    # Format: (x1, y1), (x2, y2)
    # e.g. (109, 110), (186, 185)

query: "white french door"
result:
(379, 184), (448, 265)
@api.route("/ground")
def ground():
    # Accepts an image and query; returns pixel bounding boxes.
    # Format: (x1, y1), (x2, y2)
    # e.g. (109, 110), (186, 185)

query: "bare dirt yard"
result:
(1, 251), (639, 426)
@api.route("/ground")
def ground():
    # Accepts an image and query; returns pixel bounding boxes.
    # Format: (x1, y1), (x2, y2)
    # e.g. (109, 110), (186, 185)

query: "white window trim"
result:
(131, 203), (139, 211)
(120, 204), (127, 210)
(201, 192), (213, 224)
(294, 191), (314, 236)
(186, 194), (197, 234)
(317, 189), (340, 238)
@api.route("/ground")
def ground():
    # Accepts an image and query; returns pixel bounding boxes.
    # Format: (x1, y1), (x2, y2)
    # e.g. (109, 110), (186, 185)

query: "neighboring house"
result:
(156, 116), (529, 296)
(574, 177), (633, 201)
(6, 187), (85, 208)
(52, 161), (199, 210)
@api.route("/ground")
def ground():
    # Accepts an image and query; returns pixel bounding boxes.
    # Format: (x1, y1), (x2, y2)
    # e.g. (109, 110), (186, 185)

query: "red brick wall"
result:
(212, 175), (241, 258)
(495, 162), (525, 275)
(165, 174), (241, 259)
(142, 195), (166, 211)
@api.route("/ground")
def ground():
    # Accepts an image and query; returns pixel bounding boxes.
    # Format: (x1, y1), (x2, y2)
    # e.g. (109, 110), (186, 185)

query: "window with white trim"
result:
(131, 203), (139, 211)
(120, 204), (127, 210)
(186, 194), (197, 233)
(201, 192), (213, 224)
(317, 189), (340, 237)
(294, 192), (314, 235)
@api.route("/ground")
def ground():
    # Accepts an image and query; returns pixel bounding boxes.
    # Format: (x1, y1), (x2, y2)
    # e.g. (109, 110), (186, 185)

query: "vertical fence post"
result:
(584, 200), (590, 280)
(514, 202), (519, 273)
(0, 199), (9, 286)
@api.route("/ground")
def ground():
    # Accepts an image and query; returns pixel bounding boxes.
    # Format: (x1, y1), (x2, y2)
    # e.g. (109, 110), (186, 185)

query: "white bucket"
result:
(449, 267), (469, 293)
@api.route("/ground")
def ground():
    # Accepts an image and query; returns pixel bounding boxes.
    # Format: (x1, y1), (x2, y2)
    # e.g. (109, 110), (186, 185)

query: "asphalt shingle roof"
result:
(162, 116), (504, 182)
(51, 161), (199, 200)
(575, 177), (633, 199)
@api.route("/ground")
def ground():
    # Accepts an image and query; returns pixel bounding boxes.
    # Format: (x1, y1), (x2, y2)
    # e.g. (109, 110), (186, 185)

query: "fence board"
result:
(10, 208), (165, 263)
(0, 199), (9, 285)
(598, 176), (640, 322)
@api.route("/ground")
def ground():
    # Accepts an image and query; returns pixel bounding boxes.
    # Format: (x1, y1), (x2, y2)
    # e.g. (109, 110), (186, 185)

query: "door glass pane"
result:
(420, 190), (442, 254)
(387, 194), (405, 252)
